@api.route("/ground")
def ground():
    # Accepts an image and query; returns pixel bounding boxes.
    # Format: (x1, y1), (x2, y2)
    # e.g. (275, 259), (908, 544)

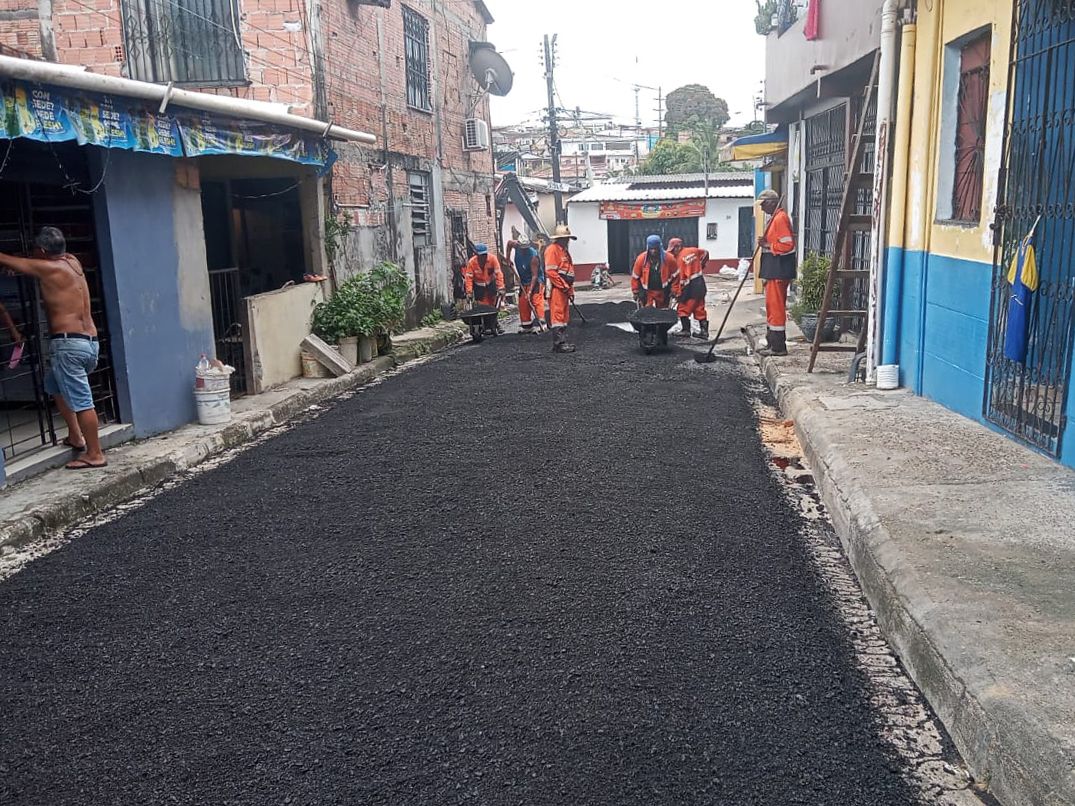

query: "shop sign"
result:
(599, 200), (706, 220)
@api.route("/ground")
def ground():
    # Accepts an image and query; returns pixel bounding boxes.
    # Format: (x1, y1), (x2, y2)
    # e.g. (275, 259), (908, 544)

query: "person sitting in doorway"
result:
(0, 226), (107, 469)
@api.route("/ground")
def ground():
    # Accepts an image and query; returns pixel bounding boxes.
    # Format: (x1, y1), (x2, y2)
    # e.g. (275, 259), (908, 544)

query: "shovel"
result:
(695, 194), (785, 365)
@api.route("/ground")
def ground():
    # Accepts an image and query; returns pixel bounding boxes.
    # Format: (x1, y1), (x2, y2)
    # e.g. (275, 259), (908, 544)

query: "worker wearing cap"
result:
(464, 243), (505, 311)
(668, 238), (710, 340)
(507, 235), (545, 334)
(758, 190), (796, 356)
(545, 224), (577, 353)
(631, 234), (678, 308)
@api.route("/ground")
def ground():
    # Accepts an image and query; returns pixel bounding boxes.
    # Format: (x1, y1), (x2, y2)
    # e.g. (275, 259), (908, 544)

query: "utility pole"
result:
(656, 87), (663, 140)
(544, 33), (564, 224)
(633, 85), (641, 164)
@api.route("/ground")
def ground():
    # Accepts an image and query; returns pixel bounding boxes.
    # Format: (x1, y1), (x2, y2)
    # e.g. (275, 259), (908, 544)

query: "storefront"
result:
(0, 58), (373, 484)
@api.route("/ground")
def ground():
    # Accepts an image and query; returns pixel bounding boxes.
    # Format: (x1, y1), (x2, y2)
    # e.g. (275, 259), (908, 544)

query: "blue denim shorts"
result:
(44, 337), (99, 412)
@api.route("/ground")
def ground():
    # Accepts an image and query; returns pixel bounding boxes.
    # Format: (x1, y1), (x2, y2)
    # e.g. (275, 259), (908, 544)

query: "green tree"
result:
(636, 139), (703, 176)
(665, 84), (730, 138)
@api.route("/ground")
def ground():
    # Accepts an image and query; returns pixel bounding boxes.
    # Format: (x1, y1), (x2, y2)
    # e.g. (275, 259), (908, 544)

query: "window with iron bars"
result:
(403, 6), (432, 112)
(409, 171), (433, 248)
(951, 33), (991, 222)
(120, 0), (247, 86)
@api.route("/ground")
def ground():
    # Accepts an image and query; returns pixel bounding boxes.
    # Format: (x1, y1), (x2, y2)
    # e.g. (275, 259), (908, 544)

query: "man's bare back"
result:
(0, 249), (97, 336)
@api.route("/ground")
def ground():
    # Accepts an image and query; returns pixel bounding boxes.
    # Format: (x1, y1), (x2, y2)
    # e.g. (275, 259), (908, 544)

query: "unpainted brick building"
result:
(1, 0), (497, 316)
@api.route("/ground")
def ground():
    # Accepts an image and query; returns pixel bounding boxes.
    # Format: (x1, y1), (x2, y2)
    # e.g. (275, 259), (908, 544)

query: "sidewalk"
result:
(740, 322), (1075, 806)
(0, 321), (468, 553)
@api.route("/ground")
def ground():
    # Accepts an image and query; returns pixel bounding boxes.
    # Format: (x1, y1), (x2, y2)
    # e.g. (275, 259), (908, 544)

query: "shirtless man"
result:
(0, 227), (106, 469)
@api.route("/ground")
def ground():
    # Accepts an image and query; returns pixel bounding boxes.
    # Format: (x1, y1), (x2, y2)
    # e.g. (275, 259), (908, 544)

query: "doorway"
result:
(200, 177), (307, 396)
(0, 146), (119, 465)
(606, 217), (699, 274)
(984, 1), (1075, 456)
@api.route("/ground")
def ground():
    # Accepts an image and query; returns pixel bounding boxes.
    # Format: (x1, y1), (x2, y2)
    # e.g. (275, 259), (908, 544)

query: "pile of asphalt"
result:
(0, 302), (915, 805)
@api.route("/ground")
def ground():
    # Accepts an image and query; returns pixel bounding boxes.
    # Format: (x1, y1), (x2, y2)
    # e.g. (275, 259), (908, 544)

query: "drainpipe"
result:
(881, 20), (917, 366)
(0, 55), (377, 143)
(866, 0), (900, 382)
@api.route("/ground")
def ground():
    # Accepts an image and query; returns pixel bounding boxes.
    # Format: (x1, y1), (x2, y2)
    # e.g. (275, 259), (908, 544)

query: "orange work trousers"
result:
(640, 290), (669, 307)
(549, 286), (572, 329)
(765, 279), (790, 330)
(677, 297), (708, 322)
(519, 284), (546, 329)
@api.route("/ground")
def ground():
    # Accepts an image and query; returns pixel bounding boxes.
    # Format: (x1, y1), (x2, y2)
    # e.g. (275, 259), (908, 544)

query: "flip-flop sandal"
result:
(66, 459), (107, 470)
(7, 342), (24, 370)
(62, 437), (87, 451)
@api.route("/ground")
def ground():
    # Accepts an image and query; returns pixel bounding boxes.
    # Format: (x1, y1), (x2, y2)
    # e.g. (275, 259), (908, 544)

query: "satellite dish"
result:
(469, 42), (514, 97)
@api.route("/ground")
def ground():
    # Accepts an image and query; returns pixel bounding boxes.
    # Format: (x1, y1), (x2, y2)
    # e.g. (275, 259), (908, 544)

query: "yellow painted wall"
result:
(910, 0), (1012, 263)
(246, 282), (326, 393)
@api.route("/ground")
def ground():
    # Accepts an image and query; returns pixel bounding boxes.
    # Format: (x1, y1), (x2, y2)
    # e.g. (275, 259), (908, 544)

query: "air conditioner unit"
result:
(463, 119), (490, 151)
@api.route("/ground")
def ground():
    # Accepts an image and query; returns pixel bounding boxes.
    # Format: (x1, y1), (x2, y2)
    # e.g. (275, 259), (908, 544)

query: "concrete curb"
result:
(0, 322), (468, 554)
(743, 325), (1073, 806)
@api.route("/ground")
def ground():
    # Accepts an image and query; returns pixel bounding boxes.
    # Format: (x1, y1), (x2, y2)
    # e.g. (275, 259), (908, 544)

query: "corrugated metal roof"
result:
(568, 182), (755, 204)
(622, 172), (750, 185)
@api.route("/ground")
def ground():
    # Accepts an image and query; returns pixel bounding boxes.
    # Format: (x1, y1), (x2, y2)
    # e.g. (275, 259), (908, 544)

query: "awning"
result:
(1, 78), (333, 167)
(728, 127), (788, 161)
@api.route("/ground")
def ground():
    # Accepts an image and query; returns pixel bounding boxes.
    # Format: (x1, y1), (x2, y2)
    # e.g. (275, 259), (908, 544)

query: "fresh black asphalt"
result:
(0, 302), (916, 805)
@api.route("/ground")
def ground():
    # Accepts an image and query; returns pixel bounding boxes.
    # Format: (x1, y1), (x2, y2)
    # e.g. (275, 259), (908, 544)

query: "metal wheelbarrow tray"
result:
(627, 307), (678, 354)
(460, 304), (501, 343)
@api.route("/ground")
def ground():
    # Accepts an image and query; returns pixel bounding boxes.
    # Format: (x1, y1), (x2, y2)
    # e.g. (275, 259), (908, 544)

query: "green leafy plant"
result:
(790, 252), (834, 323)
(324, 209), (353, 266)
(421, 310), (443, 328)
(312, 262), (412, 343)
(365, 262), (411, 335)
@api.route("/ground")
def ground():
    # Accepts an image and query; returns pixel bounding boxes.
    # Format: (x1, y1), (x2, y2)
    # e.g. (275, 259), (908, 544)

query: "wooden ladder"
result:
(807, 53), (880, 374)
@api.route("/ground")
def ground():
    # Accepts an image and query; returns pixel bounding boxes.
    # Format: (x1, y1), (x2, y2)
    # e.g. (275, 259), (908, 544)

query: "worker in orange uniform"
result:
(757, 189), (796, 356)
(544, 224), (577, 353)
(506, 235), (545, 334)
(667, 238), (710, 340)
(631, 234), (678, 308)
(464, 242), (505, 306)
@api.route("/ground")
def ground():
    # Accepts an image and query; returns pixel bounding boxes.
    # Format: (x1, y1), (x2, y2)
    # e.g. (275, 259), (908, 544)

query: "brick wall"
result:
(319, 0), (498, 311)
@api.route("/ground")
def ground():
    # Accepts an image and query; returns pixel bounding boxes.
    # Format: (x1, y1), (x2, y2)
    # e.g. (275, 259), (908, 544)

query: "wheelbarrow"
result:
(627, 306), (679, 355)
(460, 303), (501, 343)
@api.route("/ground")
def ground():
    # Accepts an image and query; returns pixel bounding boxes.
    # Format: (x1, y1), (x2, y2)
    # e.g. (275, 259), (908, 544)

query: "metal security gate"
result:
(804, 104), (847, 258)
(0, 180), (119, 463)
(984, 1), (1075, 456)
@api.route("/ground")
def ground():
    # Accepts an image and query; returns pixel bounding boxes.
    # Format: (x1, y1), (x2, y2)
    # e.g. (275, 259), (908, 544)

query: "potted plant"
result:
(311, 275), (374, 365)
(791, 252), (839, 343)
(364, 262), (411, 356)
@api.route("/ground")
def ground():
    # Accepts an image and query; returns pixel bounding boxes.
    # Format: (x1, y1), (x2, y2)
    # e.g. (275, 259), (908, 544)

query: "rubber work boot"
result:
(675, 317), (693, 339)
(758, 328), (788, 356)
(697, 320), (710, 341)
(552, 329), (576, 353)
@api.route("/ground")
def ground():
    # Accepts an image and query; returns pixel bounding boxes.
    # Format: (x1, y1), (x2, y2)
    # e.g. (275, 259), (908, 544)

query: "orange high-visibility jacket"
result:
(630, 251), (678, 296)
(544, 242), (576, 290)
(676, 247), (709, 298)
(766, 209), (796, 256)
(464, 255), (505, 296)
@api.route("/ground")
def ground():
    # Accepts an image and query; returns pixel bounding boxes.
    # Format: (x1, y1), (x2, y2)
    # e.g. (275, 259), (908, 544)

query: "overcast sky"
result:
(486, 1), (766, 129)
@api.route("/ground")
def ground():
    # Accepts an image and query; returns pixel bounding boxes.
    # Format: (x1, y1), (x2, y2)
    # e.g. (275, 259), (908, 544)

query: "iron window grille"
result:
(409, 171), (433, 248)
(403, 6), (432, 112)
(120, 0), (247, 86)
(952, 34), (991, 223)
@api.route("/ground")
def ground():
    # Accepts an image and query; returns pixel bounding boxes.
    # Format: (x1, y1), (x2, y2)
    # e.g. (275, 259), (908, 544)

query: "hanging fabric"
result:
(804, 0), (821, 40)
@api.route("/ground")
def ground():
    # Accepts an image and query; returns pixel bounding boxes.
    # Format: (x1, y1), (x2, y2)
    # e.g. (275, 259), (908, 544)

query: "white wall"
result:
(566, 202), (606, 265)
(699, 198), (755, 262)
(500, 204), (528, 250)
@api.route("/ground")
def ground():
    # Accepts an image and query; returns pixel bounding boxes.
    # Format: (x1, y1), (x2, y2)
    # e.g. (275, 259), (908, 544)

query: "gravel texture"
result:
(0, 302), (917, 805)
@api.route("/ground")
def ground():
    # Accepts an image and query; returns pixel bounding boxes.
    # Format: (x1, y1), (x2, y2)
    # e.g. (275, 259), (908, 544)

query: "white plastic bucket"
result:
(194, 387), (232, 425)
(195, 370), (231, 392)
(876, 364), (900, 391)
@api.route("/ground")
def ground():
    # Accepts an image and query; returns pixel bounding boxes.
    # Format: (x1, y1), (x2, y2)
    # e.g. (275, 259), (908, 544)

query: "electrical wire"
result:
(31, 104), (113, 194)
(0, 138), (14, 178)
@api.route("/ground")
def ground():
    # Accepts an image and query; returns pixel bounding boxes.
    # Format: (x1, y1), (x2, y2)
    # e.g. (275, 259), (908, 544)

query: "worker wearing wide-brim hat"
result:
(544, 224), (578, 353)
(757, 189), (796, 357)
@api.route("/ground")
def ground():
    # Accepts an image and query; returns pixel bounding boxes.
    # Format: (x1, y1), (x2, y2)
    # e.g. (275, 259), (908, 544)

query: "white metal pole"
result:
(866, 0), (900, 382)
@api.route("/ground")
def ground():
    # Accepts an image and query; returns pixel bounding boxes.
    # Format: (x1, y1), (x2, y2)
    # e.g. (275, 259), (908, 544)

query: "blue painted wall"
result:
(93, 150), (215, 438)
(883, 245), (1075, 468)
(884, 246), (991, 420)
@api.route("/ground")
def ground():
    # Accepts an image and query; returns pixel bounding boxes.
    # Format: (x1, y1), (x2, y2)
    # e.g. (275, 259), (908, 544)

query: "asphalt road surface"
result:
(1, 303), (926, 805)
